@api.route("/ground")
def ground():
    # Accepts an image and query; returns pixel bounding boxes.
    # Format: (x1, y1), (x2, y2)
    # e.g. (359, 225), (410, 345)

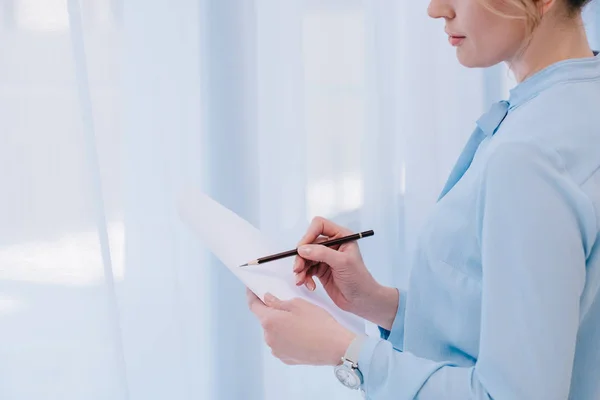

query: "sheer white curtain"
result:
(0, 0), (598, 399)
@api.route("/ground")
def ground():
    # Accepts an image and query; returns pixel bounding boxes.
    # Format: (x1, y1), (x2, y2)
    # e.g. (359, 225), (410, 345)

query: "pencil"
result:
(238, 230), (374, 267)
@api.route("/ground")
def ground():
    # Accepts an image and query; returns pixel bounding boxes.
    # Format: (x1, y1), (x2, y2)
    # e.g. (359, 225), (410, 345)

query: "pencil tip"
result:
(240, 260), (259, 267)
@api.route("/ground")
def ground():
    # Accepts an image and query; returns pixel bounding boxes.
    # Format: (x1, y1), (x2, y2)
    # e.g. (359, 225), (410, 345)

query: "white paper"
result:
(176, 187), (365, 333)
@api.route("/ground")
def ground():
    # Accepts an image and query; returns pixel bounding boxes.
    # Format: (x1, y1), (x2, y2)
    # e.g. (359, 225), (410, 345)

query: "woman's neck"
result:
(508, 14), (594, 83)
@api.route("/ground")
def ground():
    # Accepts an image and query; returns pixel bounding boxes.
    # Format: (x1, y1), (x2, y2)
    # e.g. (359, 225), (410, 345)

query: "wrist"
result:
(330, 329), (357, 366)
(353, 284), (399, 330)
(332, 333), (368, 392)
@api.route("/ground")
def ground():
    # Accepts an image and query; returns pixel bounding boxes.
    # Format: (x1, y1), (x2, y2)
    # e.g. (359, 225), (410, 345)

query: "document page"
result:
(177, 188), (365, 333)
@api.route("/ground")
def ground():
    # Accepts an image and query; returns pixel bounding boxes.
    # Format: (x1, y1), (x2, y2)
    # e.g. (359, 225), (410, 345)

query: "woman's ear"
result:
(541, 0), (557, 14)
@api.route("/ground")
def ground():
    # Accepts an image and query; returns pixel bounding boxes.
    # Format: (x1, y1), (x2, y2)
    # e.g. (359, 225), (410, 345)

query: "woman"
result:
(247, 0), (600, 398)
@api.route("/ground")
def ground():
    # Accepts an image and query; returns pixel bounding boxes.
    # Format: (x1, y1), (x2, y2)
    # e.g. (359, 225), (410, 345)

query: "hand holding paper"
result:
(176, 188), (365, 333)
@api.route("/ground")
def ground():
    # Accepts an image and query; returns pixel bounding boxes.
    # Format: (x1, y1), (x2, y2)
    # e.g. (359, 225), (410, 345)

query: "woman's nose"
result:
(427, 0), (455, 19)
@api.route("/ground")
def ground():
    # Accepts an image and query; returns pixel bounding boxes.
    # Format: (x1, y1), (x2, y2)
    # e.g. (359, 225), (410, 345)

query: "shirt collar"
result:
(477, 100), (510, 137)
(508, 50), (600, 109)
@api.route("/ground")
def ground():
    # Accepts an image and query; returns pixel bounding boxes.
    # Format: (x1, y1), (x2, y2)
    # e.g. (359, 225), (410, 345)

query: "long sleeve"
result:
(357, 143), (595, 399)
(378, 289), (408, 351)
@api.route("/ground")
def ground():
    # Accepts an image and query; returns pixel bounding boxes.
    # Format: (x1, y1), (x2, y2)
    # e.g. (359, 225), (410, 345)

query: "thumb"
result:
(264, 293), (294, 312)
(298, 244), (347, 268)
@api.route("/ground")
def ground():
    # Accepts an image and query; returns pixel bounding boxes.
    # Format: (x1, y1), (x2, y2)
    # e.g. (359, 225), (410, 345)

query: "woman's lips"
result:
(448, 35), (466, 46)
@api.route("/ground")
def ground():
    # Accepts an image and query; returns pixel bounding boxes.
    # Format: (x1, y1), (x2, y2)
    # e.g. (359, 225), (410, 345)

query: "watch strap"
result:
(344, 334), (368, 366)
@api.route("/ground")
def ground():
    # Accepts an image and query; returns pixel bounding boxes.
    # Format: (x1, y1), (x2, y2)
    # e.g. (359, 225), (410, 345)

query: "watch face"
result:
(335, 366), (360, 389)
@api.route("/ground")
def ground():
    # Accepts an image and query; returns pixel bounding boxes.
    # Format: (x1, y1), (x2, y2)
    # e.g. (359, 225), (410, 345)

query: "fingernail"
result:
(298, 245), (311, 255)
(295, 274), (302, 285)
(307, 280), (316, 291)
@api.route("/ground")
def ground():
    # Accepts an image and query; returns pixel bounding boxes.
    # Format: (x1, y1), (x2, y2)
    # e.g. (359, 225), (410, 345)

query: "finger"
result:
(303, 263), (322, 291)
(248, 292), (271, 319)
(293, 255), (317, 273)
(294, 221), (348, 274)
(314, 265), (334, 292)
(270, 349), (297, 365)
(246, 288), (260, 304)
(264, 293), (294, 312)
(295, 262), (321, 288)
(314, 235), (342, 251)
(295, 258), (318, 285)
(297, 217), (352, 248)
(295, 269), (306, 286)
(305, 275), (316, 291)
(280, 357), (299, 366)
(297, 243), (348, 268)
(294, 255), (318, 282)
(293, 246), (321, 273)
(250, 300), (268, 316)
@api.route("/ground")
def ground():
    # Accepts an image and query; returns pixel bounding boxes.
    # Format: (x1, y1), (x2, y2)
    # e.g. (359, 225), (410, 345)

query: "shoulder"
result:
(496, 81), (600, 185)
(480, 141), (563, 186)
(476, 140), (598, 256)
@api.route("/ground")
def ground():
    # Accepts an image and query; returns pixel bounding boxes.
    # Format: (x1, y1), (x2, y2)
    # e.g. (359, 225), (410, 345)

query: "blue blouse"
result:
(357, 52), (600, 399)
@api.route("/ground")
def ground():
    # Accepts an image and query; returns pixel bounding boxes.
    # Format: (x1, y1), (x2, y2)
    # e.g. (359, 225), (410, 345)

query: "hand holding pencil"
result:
(288, 216), (373, 302)
(270, 217), (393, 330)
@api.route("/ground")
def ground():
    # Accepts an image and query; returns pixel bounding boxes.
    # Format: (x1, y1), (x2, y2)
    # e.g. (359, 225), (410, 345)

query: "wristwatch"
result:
(333, 334), (367, 393)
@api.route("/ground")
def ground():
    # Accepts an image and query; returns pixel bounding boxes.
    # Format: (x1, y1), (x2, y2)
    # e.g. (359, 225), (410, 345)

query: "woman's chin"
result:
(456, 49), (498, 69)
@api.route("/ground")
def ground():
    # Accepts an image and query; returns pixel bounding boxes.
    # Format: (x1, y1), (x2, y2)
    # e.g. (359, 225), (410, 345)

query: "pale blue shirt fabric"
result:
(357, 52), (600, 399)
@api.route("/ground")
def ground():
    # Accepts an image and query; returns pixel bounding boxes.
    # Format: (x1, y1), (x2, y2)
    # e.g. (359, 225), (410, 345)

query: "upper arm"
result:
(474, 142), (589, 399)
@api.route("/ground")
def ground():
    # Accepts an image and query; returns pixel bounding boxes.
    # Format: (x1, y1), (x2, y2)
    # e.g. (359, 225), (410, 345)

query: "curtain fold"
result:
(203, 0), (265, 398)
(67, 0), (128, 397)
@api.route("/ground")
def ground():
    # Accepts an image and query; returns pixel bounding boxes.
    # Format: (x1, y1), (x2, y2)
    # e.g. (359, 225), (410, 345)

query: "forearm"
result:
(357, 334), (576, 400)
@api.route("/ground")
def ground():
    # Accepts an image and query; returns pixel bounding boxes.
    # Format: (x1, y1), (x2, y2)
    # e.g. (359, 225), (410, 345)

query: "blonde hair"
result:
(476, 0), (590, 32)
